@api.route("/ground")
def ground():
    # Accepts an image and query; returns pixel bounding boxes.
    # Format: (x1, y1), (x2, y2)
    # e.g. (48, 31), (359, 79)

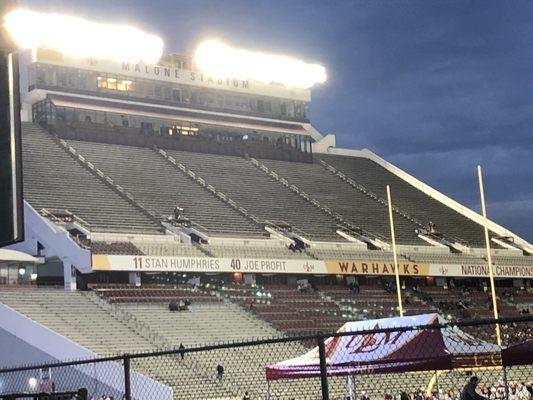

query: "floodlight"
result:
(4, 9), (163, 64)
(18, 267), (25, 276)
(194, 40), (326, 89)
(31, 273), (38, 280)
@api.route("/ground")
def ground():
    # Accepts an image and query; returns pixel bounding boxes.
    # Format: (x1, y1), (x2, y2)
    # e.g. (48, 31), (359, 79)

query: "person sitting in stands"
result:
(174, 206), (184, 221)
(74, 388), (88, 400)
(460, 376), (486, 400)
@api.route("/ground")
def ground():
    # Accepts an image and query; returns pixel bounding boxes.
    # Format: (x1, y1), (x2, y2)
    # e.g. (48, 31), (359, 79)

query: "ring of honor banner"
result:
(92, 255), (533, 278)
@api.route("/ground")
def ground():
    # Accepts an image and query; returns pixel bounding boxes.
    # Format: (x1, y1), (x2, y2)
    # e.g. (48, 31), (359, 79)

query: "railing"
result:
(1, 316), (531, 400)
(155, 146), (266, 229)
(54, 138), (162, 229)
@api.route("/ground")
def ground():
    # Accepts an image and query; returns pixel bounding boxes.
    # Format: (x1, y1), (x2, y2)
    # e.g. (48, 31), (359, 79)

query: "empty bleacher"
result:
(91, 241), (145, 255)
(319, 154), (488, 246)
(100, 287), (316, 399)
(0, 287), (155, 355)
(308, 247), (407, 261)
(64, 139), (265, 237)
(260, 158), (424, 245)
(131, 240), (207, 257)
(93, 284), (219, 304)
(405, 251), (485, 264)
(492, 253), (533, 266)
(204, 242), (311, 259)
(22, 123), (162, 234)
(0, 287), (242, 399)
(165, 150), (342, 240)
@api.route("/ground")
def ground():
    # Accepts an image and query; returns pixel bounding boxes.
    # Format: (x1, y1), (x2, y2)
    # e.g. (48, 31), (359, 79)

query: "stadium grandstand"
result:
(0, 16), (532, 400)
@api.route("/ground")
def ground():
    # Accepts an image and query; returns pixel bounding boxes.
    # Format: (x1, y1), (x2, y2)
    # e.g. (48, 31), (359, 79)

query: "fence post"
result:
(317, 335), (329, 400)
(124, 355), (132, 400)
(502, 366), (509, 400)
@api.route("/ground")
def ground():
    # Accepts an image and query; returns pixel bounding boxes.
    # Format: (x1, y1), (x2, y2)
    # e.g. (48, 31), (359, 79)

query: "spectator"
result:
(401, 391), (411, 400)
(75, 388), (88, 400)
(179, 343), (185, 360)
(216, 364), (224, 382)
(461, 376), (487, 400)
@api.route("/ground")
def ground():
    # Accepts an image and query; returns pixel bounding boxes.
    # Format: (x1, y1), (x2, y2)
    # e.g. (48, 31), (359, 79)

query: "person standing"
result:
(179, 343), (185, 360)
(461, 377), (487, 400)
(216, 364), (224, 382)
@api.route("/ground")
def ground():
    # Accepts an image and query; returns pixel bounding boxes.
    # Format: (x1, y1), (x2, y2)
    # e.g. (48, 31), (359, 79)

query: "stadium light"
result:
(4, 9), (163, 64)
(194, 39), (327, 89)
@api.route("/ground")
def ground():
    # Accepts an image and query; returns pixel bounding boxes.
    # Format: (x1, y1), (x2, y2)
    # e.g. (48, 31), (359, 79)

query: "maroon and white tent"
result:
(266, 313), (502, 382)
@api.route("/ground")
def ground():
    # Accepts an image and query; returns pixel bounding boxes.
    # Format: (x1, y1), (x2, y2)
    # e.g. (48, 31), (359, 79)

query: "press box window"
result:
(97, 75), (132, 91)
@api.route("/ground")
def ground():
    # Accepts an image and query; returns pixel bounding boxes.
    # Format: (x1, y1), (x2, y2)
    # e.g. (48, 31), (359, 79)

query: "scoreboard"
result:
(0, 1), (24, 246)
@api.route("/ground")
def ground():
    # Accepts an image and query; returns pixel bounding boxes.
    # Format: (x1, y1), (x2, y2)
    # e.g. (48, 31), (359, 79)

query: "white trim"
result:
(0, 249), (40, 263)
(322, 147), (532, 249)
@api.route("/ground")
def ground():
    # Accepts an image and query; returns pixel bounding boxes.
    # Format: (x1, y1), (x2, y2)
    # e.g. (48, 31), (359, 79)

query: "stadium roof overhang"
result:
(0, 249), (41, 263)
(49, 95), (310, 137)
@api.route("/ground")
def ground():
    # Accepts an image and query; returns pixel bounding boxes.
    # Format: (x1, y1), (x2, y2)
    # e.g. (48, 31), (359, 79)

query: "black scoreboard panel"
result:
(0, 0), (24, 246)
(0, 50), (23, 246)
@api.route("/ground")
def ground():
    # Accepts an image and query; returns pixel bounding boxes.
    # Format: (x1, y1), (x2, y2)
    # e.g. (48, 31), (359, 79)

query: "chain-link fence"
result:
(1, 316), (531, 400)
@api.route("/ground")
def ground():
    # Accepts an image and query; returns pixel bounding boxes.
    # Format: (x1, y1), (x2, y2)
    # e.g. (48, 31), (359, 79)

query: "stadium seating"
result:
(0, 287), (156, 355)
(21, 123), (162, 234)
(91, 241), (145, 255)
(164, 150), (342, 240)
(492, 253), (533, 266)
(319, 154), (489, 247)
(404, 251), (485, 264)
(204, 242), (311, 259)
(131, 241), (206, 257)
(0, 287), (314, 399)
(259, 158), (424, 245)
(307, 247), (407, 261)
(93, 284), (220, 304)
(64, 139), (266, 237)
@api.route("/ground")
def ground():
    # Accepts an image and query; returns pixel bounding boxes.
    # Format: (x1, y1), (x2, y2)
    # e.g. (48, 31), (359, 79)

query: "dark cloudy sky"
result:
(23, 0), (533, 242)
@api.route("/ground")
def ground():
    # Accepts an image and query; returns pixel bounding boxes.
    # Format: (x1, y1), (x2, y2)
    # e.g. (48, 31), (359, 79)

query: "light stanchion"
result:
(386, 185), (404, 317)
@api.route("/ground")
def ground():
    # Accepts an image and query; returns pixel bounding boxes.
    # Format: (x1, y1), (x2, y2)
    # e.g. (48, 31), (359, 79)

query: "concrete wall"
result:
(0, 304), (172, 399)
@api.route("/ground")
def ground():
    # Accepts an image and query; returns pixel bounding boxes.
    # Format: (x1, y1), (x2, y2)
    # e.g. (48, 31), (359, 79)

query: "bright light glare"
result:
(4, 9), (163, 64)
(28, 377), (37, 388)
(195, 40), (327, 89)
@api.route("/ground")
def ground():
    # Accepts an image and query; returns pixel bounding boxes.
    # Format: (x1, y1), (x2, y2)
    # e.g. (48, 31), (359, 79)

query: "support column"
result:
(63, 260), (76, 291)
(129, 272), (141, 287)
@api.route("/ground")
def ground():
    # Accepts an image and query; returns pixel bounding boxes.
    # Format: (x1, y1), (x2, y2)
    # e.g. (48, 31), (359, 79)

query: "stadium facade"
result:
(1, 45), (533, 400)
(1, 46), (531, 289)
